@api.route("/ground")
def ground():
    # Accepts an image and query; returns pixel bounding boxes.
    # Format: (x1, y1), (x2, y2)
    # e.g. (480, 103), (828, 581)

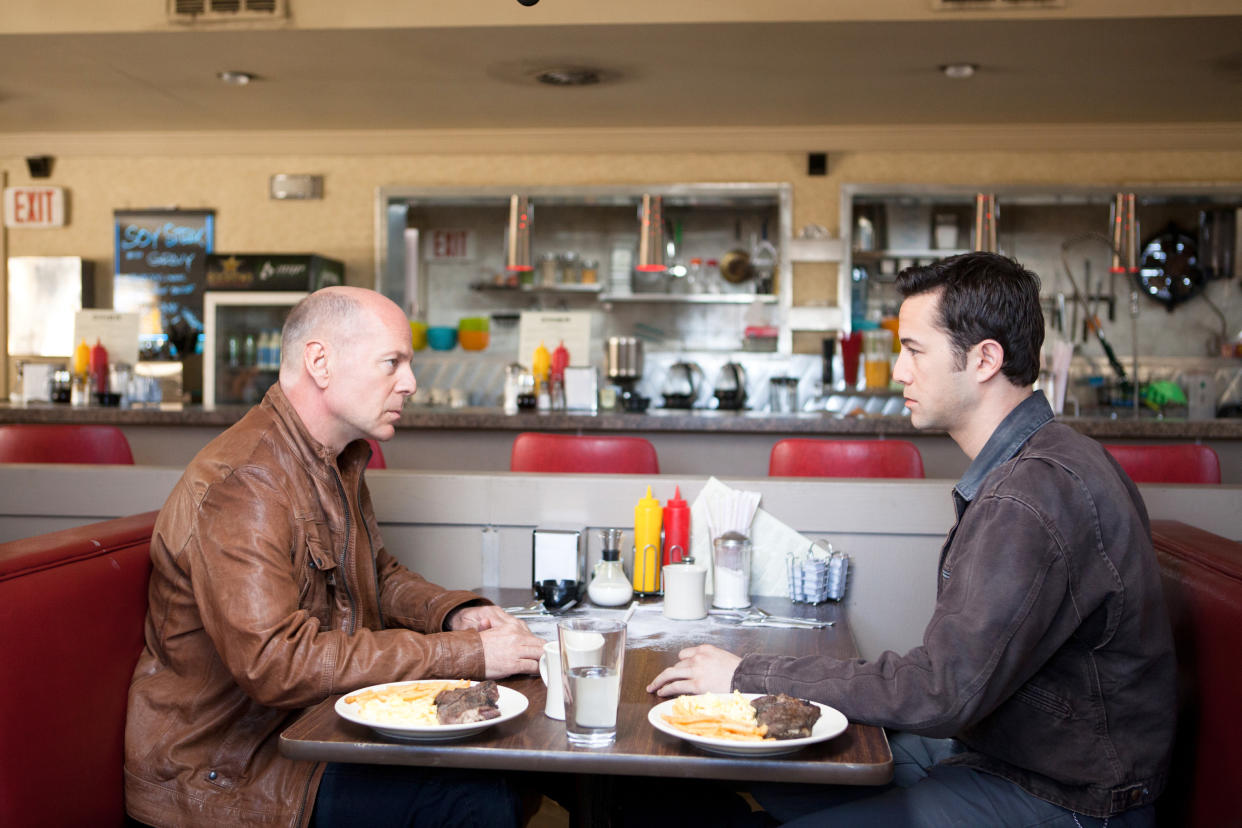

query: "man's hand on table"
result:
(447, 605), (545, 679)
(646, 644), (742, 697)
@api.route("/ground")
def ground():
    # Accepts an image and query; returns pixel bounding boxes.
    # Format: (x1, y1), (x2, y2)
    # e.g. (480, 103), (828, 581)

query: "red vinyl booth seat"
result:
(1103, 443), (1221, 484)
(510, 432), (659, 474)
(0, 511), (156, 828)
(769, 438), (925, 479)
(1150, 521), (1242, 827)
(0, 424), (135, 465)
(365, 438), (387, 469)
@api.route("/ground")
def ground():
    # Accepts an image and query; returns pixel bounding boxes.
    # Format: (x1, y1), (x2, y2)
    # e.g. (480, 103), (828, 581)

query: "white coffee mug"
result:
(663, 562), (708, 620)
(538, 640), (564, 719)
(560, 629), (605, 668)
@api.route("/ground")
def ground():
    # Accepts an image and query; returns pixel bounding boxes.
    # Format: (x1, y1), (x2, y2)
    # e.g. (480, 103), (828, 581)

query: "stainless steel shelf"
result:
(600, 293), (776, 304)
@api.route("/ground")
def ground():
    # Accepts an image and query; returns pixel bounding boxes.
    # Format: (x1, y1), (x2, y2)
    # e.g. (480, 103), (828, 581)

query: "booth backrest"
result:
(1103, 443), (1221, 484)
(1150, 519), (1242, 828)
(769, 438), (925, 479)
(0, 424), (136, 465)
(0, 511), (157, 828)
(510, 432), (660, 474)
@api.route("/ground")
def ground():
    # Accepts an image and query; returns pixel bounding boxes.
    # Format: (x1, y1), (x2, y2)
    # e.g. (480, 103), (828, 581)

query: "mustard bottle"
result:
(532, 341), (550, 394)
(73, 339), (91, 377)
(632, 485), (663, 595)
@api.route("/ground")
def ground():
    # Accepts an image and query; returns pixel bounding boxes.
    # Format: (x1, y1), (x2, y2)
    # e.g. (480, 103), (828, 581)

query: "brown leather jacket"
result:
(125, 384), (488, 828)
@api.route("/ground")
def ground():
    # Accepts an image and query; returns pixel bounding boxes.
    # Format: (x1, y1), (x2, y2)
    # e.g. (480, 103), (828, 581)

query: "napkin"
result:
(690, 477), (814, 597)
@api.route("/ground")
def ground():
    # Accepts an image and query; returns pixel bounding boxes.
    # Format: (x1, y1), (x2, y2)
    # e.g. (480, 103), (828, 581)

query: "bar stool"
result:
(0, 424), (135, 465)
(1102, 443), (1221, 484)
(510, 433), (659, 474)
(769, 438), (925, 478)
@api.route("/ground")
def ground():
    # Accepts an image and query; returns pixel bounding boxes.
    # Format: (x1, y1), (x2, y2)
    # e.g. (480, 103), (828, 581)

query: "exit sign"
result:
(4, 186), (66, 228)
(426, 228), (475, 261)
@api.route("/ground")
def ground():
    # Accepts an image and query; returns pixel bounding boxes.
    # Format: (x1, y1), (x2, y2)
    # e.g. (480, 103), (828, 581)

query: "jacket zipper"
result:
(331, 470), (357, 635)
(358, 474), (386, 631)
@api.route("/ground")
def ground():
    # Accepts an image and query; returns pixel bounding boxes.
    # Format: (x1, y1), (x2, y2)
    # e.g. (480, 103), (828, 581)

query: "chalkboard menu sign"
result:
(113, 209), (214, 359)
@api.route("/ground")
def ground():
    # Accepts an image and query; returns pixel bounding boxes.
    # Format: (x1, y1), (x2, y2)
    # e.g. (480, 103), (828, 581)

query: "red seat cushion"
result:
(1103, 444), (1220, 484)
(0, 424), (135, 464)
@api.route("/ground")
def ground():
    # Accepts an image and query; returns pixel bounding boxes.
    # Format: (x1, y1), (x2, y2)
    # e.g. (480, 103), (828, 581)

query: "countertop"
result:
(4, 402), (1242, 440)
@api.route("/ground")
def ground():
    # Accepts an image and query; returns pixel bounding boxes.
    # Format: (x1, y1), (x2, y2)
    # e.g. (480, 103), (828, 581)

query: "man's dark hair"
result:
(895, 252), (1044, 386)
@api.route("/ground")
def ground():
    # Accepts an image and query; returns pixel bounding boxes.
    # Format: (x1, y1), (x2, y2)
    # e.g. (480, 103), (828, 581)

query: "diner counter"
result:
(4, 402), (1242, 440)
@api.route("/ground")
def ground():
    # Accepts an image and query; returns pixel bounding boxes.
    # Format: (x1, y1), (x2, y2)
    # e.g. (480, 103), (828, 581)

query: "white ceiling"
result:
(1, 12), (1240, 137)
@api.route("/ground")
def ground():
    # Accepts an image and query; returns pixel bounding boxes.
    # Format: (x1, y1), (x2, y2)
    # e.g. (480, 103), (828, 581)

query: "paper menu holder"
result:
(689, 477), (814, 598)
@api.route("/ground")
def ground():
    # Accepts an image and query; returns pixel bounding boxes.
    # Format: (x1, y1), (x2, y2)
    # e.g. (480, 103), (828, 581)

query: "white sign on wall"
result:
(3, 186), (66, 228)
(518, 311), (592, 368)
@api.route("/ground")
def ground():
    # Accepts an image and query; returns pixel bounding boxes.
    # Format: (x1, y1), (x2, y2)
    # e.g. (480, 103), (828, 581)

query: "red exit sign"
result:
(427, 228), (475, 260)
(4, 186), (66, 228)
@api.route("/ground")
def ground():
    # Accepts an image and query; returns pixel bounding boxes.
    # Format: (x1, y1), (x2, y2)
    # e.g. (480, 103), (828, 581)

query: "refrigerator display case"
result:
(203, 291), (305, 410)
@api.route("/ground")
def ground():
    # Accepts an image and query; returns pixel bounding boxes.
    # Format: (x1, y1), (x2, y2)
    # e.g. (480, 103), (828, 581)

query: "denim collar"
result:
(953, 392), (1053, 513)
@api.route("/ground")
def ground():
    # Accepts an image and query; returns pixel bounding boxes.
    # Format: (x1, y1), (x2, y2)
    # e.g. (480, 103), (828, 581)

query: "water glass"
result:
(558, 618), (626, 747)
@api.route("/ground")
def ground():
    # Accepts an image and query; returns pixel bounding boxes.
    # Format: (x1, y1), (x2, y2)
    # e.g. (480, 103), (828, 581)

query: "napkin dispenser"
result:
(531, 526), (585, 610)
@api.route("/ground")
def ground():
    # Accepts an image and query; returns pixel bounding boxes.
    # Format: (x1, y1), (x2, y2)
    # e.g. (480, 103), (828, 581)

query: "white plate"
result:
(335, 680), (528, 742)
(647, 693), (849, 757)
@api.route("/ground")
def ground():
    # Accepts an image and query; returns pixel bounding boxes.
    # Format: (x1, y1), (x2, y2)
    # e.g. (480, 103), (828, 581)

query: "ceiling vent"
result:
(168, 0), (286, 23)
(933, 0), (1065, 9)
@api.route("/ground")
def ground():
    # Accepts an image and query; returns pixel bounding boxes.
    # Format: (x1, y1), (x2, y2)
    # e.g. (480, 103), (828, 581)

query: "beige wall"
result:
(3, 146), (1240, 296)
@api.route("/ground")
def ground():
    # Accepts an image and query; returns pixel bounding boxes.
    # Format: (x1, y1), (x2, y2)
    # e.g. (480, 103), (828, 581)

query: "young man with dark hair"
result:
(649, 253), (1176, 826)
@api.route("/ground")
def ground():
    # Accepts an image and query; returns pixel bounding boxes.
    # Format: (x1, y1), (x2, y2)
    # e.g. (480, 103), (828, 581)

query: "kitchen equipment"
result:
(1135, 222), (1206, 310)
(863, 329), (893, 389)
(661, 360), (704, 409)
(713, 362), (748, 410)
(539, 641), (565, 719)
(769, 377), (799, 413)
(719, 248), (754, 284)
(426, 326), (457, 350)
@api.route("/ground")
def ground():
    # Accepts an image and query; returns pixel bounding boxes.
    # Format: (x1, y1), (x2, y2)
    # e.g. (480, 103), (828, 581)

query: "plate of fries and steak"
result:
(647, 691), (848, 757)
(336, 679), (528, 741)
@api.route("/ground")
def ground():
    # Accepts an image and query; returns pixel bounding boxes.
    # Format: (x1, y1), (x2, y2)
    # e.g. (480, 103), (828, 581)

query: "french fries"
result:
(662, 691), (770, 741)
(344, 680), (470, 726)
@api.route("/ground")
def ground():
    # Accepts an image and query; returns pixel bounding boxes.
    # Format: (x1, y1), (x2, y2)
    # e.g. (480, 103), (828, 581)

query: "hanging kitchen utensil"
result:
(720, 248), (754, 284)
(1134, 222), (1206, 311)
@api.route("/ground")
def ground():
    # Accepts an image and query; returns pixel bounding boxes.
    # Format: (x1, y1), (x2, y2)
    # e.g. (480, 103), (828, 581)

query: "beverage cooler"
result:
(203, 291), (305, 409)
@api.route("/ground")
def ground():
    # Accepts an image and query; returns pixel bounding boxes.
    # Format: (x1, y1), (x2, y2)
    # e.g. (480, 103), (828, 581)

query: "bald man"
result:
(125, 287), (544, 828)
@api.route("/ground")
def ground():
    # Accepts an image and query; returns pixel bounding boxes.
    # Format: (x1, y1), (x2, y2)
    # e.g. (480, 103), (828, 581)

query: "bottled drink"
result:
(243, 333), (257, 367)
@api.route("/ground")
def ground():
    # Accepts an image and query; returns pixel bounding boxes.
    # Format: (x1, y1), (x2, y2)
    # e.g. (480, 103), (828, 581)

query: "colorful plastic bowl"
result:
(426, 326), (458, 351)
(459, 330), (490, 351)
(458, 316), (490, 333)
(410, 321), (428, 351)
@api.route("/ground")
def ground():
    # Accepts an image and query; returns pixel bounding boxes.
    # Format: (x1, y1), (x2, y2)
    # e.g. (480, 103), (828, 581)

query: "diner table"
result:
(281, 588), (893, 826)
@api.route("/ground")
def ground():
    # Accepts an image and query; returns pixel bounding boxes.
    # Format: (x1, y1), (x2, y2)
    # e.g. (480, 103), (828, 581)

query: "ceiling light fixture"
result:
(940, 63), (978, 79)
(533, 67), (602, 87)
(217, 71), (256, 86)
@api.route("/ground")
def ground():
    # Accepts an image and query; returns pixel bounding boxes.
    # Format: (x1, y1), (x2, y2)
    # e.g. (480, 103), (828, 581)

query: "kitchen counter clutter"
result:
(3, 400), (1242, 439)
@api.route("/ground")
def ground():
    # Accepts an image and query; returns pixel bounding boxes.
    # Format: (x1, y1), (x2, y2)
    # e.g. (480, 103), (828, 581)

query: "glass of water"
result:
(558, 618), (626, 747)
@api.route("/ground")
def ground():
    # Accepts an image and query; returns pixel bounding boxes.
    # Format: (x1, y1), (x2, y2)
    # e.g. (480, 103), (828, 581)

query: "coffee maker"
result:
(713, 362), (748, 410)
(605, 336), (649, 411)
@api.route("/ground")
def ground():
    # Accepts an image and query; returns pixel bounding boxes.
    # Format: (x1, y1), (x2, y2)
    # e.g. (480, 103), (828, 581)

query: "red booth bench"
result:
(1, 512), (1238, 827)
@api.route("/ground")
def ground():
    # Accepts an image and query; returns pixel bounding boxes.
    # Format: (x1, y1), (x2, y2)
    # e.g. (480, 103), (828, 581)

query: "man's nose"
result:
(892, 348), (911, 385)
(398, 363), (417, 396)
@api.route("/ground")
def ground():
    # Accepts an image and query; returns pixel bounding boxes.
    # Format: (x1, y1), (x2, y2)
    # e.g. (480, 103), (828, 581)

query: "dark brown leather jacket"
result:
(734, 394), (1176, 818)
(125, 384), (488, 828)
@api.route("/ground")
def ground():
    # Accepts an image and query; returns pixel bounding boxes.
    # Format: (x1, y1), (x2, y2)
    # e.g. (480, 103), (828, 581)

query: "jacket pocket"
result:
(1014, 680), (1073, 719)
(299, 527), (338, 629)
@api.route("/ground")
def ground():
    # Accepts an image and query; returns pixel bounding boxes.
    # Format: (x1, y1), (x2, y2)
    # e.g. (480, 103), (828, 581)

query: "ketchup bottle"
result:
(89, 338), (109, 394)
(662, 486), (690, 565)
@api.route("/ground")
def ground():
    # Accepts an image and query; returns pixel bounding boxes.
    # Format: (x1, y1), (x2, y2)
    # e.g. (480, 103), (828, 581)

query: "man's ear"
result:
(304, 340), (330, 389)
(974, 339), (1005, 383)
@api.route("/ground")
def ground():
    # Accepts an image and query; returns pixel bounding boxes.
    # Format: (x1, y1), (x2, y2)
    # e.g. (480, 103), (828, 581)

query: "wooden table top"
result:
(280, 592), (892, 786)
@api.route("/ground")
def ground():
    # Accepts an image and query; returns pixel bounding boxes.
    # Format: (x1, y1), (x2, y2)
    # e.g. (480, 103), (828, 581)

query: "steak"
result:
(435, 680), (502, 725)
(751, 694), (821, 739)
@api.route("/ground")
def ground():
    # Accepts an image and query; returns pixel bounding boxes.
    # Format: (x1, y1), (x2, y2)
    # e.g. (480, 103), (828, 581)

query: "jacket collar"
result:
(953, 392), (1053, 514)
(261, 383), (370, 478)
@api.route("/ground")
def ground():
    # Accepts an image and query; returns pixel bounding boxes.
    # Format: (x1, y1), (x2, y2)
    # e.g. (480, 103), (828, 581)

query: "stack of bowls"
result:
(458, 317), (490, 351)
(410, 321), (428, 351)
(426, 326), (458, 351)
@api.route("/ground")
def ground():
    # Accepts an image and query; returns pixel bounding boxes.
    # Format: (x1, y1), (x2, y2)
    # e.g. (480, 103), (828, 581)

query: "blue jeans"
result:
(753, 733), (1155, 828)
(310, 762), (522, 828)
